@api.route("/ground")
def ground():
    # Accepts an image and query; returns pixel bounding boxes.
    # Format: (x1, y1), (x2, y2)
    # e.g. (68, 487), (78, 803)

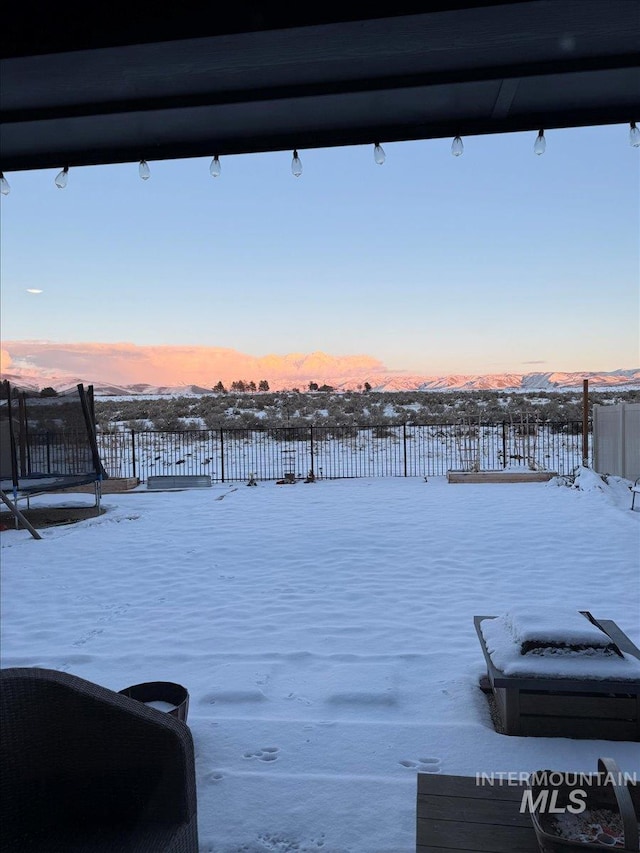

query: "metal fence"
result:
(92, 421), (586, 482)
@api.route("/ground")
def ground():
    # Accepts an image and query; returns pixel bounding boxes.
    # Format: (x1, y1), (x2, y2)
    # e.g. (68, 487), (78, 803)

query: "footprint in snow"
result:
(243, 746), (280, 762)
(399, 756), (441, 773)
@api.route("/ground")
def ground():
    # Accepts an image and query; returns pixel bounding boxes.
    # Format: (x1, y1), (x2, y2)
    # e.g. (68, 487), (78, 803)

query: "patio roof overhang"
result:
(1, 0), (639, 173)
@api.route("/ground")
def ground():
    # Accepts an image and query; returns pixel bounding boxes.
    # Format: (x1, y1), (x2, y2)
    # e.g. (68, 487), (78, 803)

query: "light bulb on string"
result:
(533, 129), (546, 155)
(373, 142), (386, 165)
(55, 166), (69, 188)
(209, 155), (222, 177)
(139, 159), (151, 180)
(630, 122), (640, 148)
(0, 172), (10, 195)
(451, 136), (464, 156)
(291, 149), (303, 177)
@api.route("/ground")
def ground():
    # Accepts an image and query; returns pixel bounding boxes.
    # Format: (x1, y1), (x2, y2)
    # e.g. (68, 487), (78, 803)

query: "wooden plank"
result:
(416, 818), (539, 853)
(417, 794), (533, 827)
(417, 847), (507, 853)
(502, 686), (521, 734)
(416, 776), (541, 853)
(417, 846), (492, 853)
(492, 674), (640, 694)
(490, 685), (521, 735)
(447, 471), (556, 483)
(519, 714), (638, 740)
(417, 775), (526, 802)
(493, 674), (640, 695)
(519, 691), (638, 719)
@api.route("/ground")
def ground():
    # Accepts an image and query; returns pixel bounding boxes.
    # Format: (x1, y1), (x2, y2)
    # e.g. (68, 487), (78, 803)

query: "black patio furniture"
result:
(0, 667), (198, 852)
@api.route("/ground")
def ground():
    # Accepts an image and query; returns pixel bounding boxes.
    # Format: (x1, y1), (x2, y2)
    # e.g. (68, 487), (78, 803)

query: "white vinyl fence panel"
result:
(593, 402), (640, 481)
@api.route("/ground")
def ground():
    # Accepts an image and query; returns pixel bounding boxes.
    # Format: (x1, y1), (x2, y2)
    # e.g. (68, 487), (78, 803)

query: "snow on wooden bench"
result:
(147, 475), (212, 490)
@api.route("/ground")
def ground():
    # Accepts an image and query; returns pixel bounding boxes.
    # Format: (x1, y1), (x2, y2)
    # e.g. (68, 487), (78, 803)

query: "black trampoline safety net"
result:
(0, 380), (107, 496)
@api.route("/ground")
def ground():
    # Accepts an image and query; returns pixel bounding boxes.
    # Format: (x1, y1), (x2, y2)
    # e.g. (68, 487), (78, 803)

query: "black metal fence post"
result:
(403, 423), (408, 477)
(502, 421), (507, 468)
(309, 425), (315, 478)
(220, 428), (225, 483)
(131, 430), (137, 480)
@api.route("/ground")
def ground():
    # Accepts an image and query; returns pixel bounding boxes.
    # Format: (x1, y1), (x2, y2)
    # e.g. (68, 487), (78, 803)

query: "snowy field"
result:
(1, 470), (639, 852)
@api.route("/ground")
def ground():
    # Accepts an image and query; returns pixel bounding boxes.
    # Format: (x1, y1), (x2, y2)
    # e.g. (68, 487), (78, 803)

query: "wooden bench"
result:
(417, 773), (539, 852)
(632, 477), (640, 510)
(147, 475), (212, 490)
(417, 771), (640, 852)
(475, 615), (640, 741)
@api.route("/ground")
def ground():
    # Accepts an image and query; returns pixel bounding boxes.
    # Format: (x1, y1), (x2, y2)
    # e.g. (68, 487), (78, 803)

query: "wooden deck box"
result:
(475, 615), (640, 741)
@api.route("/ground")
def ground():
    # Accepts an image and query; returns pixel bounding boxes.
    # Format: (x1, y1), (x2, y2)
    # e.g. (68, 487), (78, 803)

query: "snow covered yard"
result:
(1, 473), (639, 853)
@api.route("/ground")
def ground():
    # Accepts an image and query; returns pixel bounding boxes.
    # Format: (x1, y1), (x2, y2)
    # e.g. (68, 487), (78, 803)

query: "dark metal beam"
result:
(2, 53), (637, 125)
(1, 1), (638, 173)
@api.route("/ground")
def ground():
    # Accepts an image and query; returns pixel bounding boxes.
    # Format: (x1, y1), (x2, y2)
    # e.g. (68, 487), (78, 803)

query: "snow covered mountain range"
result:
(1, 341), (638, 394)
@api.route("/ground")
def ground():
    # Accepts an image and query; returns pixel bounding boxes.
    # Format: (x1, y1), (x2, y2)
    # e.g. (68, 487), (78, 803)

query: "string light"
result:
(533, 129), (546, 155)
(9, 122), (638, 197)
(55, 166), (69, 188)
(291, 149), (303, 177)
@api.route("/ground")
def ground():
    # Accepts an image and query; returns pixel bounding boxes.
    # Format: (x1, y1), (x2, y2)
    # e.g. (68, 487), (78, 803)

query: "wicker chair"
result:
(0, 667), (199, 852)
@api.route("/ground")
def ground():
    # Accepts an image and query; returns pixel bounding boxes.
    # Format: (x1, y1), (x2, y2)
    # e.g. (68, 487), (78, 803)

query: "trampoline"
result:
(0, 381), (108, 538)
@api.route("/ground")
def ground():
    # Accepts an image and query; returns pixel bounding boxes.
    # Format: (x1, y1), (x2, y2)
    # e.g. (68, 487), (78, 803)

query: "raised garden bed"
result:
(475, 613), (640, 741)
(147, 475), (211, 490)
(448, 470), (558, 483)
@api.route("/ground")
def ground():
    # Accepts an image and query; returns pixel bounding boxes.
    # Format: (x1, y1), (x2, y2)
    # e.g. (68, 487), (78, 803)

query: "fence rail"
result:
(85, 421), (587, 483)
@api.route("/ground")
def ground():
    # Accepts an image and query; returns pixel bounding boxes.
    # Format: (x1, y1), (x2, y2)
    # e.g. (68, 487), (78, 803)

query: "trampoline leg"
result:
(0, 490), (42, 540)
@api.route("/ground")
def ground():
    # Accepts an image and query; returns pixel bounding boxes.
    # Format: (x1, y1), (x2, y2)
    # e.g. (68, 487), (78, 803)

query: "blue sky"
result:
(1, 123), (638, 375)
